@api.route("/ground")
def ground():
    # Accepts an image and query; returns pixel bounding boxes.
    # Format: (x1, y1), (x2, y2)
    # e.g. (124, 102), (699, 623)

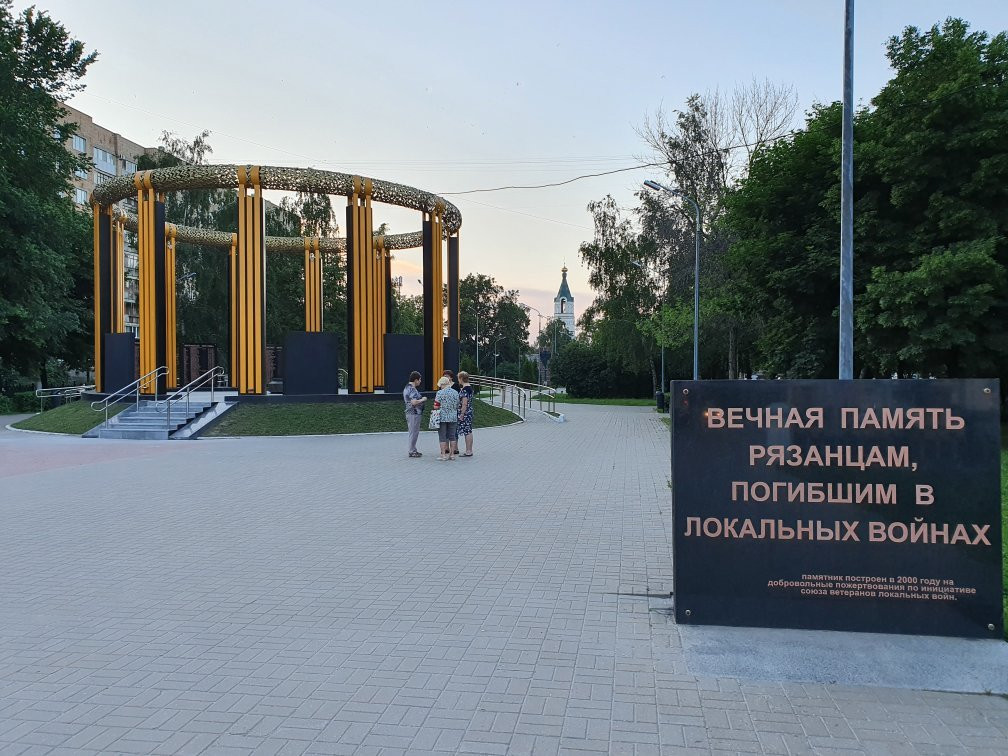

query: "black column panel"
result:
(385, 249), (394, 333)
(97, 211), (113, 342)
(443, 338), (459, 376)
(385, 334), (425, 394)
(284, 331), (340, 395)
(421, 219), (435, 388)
(103, 333), (138, 395)
(447, 235), (459, 341)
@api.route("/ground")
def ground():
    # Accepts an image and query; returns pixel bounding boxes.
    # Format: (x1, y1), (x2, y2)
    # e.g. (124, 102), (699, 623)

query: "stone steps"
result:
(87, 400), (213, 440)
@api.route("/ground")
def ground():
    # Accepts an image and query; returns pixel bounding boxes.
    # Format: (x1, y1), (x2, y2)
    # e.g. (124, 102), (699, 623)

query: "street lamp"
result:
(644, 179), (701, 382)
(493, 337), (504, 380)
(465, 304), (480, 373)
(519, 303), (543, 344)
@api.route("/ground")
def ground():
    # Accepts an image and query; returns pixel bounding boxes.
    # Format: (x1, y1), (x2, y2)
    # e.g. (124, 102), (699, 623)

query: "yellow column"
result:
(135, 172), (158, 382)
(236, 167), (265, 394)
(376, 236), (387, 387)
(433, 204), (445, 377)
(112, 214), (125, 333)
(304, 237), (323, 332)
(314, 237), (322, 330)
(229, 233), (237, 387)
(347, 177), (376, 392)
(165, 224), (178, 388)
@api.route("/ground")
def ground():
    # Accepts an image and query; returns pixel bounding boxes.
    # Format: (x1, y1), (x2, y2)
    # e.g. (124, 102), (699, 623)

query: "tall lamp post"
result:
(519, 303), (543, 344)
(839, 0), (855, 379)
(644, 180), (701, 382)
(469, 304), (480, 373)
(493, 337), (503, 380)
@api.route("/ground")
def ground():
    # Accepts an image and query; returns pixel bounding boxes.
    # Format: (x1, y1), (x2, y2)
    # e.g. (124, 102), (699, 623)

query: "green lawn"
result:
(12, 401), (125, 435)
(204, 399), (519, 437)
(529, 394), (655, 406)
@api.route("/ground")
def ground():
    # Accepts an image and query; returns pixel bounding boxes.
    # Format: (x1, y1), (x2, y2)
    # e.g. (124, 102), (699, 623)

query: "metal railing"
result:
(90, 366), (167, 427)
(469, 375), (558, 419)
(156, 366), (224, 431)
(35, 384), (94, 413)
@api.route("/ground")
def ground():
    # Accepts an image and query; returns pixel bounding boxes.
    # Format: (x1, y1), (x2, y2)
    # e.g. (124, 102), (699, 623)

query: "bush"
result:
(12, 391), (36, 412)
(44, 357), (70, 387)
(551, 341), (651, 398)
(0, 395), (14, 414)
(0, 361), (32, 395)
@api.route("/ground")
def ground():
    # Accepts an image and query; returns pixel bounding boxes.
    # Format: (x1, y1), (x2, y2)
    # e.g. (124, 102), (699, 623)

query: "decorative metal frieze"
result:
(115, 210), (424, 252)
(95, 164), (461, 243)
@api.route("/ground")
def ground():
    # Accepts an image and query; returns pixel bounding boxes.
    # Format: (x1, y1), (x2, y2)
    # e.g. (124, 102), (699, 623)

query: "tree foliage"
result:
(535, 316), (573, 353)
(139, 133), (345, 369)
(0, 1), (96, 383)
(582, 17), (1008, 392)
(459, 273), (529, 373)
(724, 18), (1008, 381)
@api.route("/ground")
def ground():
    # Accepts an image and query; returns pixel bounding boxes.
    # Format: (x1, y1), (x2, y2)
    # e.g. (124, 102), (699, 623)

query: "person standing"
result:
(403, 371), (426, 458)
(443, 369), (461, 393)
(442, 369), (461, 454)
(434, 376), (459, 460)
(457, 371), (475, 456)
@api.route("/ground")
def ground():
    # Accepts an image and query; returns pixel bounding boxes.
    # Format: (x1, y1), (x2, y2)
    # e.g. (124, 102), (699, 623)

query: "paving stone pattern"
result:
(1, 405), (1006, 755)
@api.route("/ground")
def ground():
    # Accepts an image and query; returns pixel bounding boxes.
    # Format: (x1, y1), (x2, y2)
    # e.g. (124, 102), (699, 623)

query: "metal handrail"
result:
(469, 374), (558, 418)
(35, 384), (94, 413)
(90, 366), (167, 427)
(156, 366), (225, 431)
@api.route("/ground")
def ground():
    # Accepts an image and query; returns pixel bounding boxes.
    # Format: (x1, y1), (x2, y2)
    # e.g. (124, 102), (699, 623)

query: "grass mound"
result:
(205, 399), (519, 437)
(12, 401), (124, 435)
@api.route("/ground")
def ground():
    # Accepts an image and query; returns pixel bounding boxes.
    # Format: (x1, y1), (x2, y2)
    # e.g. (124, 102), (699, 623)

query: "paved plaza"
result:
(1, 403), (1007, 756)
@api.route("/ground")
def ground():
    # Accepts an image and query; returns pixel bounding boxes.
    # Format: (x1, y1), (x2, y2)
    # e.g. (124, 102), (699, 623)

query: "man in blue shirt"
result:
(403, 371), (426, 458)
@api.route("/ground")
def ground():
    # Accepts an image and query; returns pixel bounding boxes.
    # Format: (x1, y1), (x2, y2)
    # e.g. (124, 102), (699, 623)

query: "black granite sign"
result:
(669, 379), (1003, 638)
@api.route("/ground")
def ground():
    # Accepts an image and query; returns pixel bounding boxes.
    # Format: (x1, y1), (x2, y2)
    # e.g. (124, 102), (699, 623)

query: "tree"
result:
(535, 317), (573, 353)
(0, 2), (96, 385)
(637, 81), (797, 378)
(138, 132), (234, 364)
(140, 134), (348, 369)
(392, 291), (422, 335)
(459, 273), (529, 372)
(722, 18), (1008, 384)
(550, 340), (651, 398)
(577, 195), (660, 385)
(855, 19), (1008, 379)
(720, 102), (850, 378)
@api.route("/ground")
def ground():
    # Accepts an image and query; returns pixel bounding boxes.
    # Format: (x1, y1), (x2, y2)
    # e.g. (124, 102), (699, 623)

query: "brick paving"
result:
(1, 405), (1006, 755)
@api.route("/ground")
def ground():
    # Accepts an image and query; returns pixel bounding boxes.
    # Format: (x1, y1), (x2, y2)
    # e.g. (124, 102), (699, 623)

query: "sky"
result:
(22, 0), (1008, 334)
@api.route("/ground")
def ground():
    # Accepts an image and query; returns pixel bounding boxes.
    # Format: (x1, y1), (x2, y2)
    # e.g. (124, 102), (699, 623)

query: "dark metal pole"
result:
(839, 0), (855, 379)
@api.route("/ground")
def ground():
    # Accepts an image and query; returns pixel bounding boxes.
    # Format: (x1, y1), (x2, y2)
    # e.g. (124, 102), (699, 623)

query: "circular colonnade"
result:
(91, 165), (463, 395)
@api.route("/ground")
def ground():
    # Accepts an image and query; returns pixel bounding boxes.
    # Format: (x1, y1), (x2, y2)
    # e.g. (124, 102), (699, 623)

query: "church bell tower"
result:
(553, 265), (575, 336)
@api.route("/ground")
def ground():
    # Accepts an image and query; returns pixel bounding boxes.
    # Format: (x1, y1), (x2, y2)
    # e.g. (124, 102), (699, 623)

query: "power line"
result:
(436, 133), (806, 195)
(453, 196), (592, 230)
(439, 162), (668, 195)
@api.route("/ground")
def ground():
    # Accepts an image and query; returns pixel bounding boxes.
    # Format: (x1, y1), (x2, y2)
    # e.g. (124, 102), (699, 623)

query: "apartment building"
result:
(63, 105), (152, 335)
